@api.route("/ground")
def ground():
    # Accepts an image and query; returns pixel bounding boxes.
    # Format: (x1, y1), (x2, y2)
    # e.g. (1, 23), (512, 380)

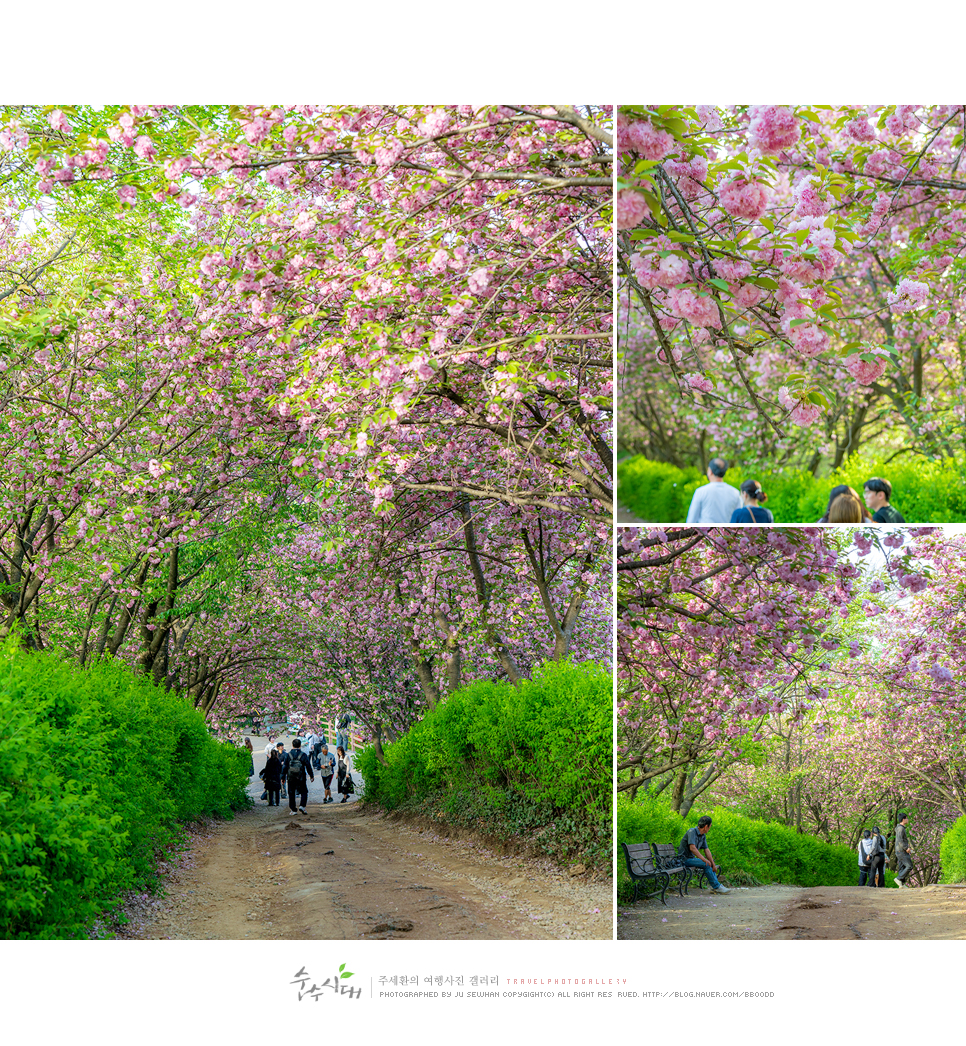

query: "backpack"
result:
(288, 751), (306, 783)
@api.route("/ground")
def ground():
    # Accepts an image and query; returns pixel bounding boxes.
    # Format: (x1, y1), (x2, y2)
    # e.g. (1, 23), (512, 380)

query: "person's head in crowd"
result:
(707, 457), (728, 482)
(828, 492), (864, 523)
(863, 477), (893, 512)
(739, 479), (767, 506)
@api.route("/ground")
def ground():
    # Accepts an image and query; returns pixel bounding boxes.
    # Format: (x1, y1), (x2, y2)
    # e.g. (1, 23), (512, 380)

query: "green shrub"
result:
(617, 453), (966, 523)
(940, 815), (966, 884)
(0, 640), (250, 939)
(355, 659), (612, 867)
(617, 794), (871, 900)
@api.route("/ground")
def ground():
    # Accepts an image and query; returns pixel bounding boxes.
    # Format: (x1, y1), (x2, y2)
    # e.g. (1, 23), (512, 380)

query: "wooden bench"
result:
(657, 842), (721, 891)
(652, 842), (705, 894)
(621, 842), (683, 906)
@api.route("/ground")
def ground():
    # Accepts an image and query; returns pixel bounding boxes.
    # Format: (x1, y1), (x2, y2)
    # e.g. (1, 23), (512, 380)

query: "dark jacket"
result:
(730, 505), (774, 524)
(287, 749), (314, 783)
(263, 755), (282, 788)
(873, 504), (905, 524)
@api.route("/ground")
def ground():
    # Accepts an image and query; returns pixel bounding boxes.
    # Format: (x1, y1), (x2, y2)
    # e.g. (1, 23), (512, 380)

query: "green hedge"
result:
(0, 641), (251, 939)
(355, 660), (612, 867)
(940, 815), (966, 884)
(617, 795), (878, 897)
(617, 454), (966, 523)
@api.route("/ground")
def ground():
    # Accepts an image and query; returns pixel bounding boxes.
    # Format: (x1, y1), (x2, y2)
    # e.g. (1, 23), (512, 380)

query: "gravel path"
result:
(115, 736), (612, 941)
(619, 883), (966, 940)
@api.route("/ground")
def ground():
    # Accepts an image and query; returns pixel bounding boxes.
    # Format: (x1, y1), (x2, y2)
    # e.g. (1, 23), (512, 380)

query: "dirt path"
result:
(122, 744), (611, 941)
(618, 884), (966, 940)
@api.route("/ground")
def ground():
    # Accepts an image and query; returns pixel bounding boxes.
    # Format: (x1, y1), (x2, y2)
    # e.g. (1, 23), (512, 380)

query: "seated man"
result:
(678, 816), (730, 894)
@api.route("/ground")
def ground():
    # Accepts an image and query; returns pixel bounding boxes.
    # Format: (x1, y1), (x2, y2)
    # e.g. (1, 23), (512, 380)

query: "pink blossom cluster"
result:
(887, 277), (929, 313)
(718, 177), (770, 220)
(619, 117), (674, 161)
(778, 386), (823, 426)
(747, 105), (800, 154)
(628, 250), (688, 290)
(665, 286), (722, 329)
(616, 190), (649, 230)
(844, 349), (890, 385)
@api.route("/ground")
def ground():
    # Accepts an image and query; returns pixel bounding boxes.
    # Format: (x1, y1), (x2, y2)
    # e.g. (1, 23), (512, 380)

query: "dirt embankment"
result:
(119, 785), (611, 941)
(618, 883), (966, 940)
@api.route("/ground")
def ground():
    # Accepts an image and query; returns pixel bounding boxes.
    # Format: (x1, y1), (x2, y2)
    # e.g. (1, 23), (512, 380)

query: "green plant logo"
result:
(339, 963), (354, 980)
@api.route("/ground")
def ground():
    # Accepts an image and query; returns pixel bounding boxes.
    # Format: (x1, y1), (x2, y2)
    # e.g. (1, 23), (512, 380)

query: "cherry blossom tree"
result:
(619, 105), (966, 472)
(0, 104), (613, 731)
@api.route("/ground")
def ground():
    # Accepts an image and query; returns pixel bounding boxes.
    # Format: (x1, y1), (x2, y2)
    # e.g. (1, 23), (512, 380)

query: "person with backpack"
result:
(263, 748), (282, 807)
(867, 825), (887, 887)
(287, 737), (315, 815)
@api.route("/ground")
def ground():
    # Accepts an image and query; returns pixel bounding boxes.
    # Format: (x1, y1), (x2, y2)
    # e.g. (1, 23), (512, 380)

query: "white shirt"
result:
(686, 481), (742, 525)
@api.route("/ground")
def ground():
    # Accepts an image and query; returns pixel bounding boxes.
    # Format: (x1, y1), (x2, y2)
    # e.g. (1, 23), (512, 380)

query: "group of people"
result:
(685, 458), (906, 526)
(255, 721), (355, 815)
(817, 477), (905, 524)
(671, 812), (916, 896)
(857, 814), (915, 888)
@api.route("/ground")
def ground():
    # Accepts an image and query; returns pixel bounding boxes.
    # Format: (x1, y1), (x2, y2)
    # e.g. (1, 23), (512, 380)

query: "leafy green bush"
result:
(355, 659), (612, 867)
(617, 794), (872, 900)
(940, 815), (966, 884)
(0, 640), (250, 939)
(617, 453), (966, 523)
(616, 457), (704, 523)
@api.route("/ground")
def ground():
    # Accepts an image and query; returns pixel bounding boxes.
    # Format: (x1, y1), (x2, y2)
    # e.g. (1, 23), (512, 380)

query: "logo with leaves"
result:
(339, 964), (354, 980)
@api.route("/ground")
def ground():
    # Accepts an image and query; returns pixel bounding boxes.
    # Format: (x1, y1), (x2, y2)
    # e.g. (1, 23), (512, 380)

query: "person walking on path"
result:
(895, 814), (914, 887)
(286, 738), (315, 815)
(263, 748), (282, 807)
(677, 816), (730, 894)
(336, 712), (351, 753)
(336, 745), (353, 804)
(729, 479), (773, 524)
(306, 730), (322, 770)
(685, 458), (742, 525)
(243, 737), (255, 778)
(319, 744), (337, 804)
(276, 741), (289, 801)
(864, 477), (906, 523)
(858, 830), (875, 886)
(868, 825), (887, 887)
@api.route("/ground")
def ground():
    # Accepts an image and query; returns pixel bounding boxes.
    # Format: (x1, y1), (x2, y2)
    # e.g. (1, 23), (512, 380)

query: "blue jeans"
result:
(684, 857), (721, 889)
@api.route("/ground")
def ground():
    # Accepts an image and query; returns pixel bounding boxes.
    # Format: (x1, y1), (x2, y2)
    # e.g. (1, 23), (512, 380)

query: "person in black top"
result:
(286, 738), (315, 815)
(863, 477), (905, 523)
(263, 748), (282, 807)
(276, 742), (289, 800)
(867, 825), (887, 887)
(678, 816), (730, 893)
(336, 745), (351, 804)
(729, 479), (774, 524)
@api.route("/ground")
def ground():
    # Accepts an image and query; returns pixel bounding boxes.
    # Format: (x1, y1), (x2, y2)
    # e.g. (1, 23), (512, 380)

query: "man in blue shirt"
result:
(678, 816), (730, 893)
